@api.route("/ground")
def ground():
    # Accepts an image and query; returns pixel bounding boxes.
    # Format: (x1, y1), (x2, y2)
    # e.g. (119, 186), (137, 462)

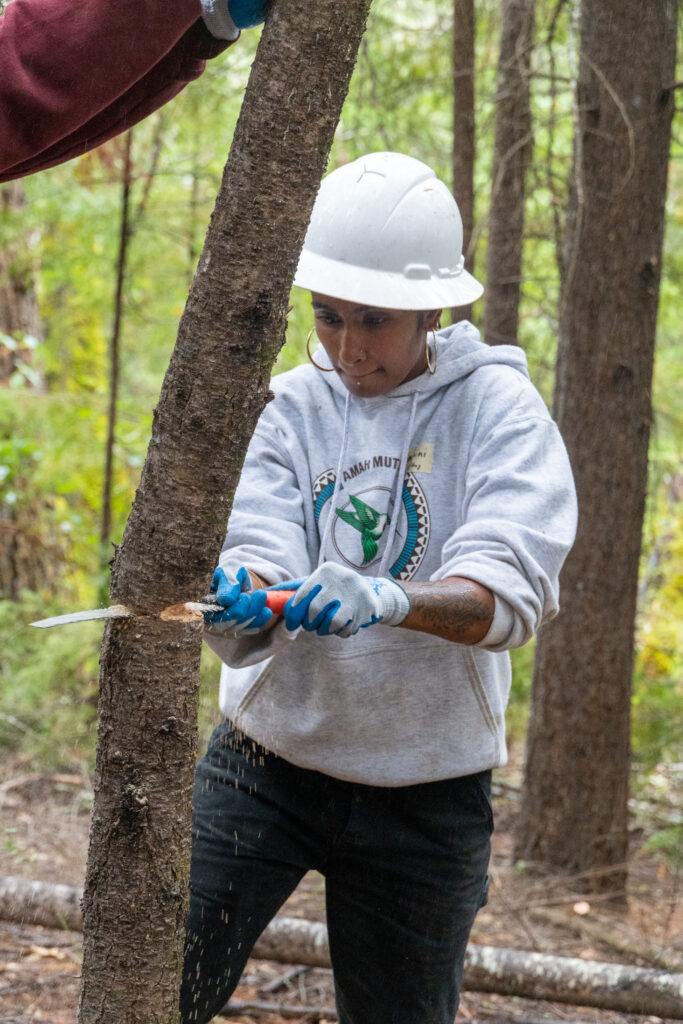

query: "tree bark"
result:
(451, 0), (476, 323)
(0, 182), (53, 599)
(462, 944), (683, 1017)
(77, 3), (372, 1023)
(515, 0), (678, 894)
(484, 0), (535, 346)
(0, 182), (42, 382)
(3, 881), (682, 1018)
(223, 998), (338, 1020)
(100, 131), (133, 560)
(0, 874), (83, 932)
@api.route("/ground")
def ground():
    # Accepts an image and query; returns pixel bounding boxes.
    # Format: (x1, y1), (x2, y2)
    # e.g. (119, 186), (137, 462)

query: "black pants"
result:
(180, 720), (492, 1024)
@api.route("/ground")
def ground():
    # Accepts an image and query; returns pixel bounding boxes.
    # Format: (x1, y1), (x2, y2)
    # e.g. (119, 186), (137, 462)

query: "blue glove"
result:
(204, 566), (272, 635)
(227, 0), (268, 29)
(274, 562), (410, 638)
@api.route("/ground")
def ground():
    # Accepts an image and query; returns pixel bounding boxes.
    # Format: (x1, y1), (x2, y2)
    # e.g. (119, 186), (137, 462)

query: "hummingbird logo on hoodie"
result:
(335, 494), (390, 565)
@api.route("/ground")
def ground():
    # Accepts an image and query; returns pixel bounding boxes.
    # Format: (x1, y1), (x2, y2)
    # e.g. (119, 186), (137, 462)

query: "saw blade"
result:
(29, 591), (296, 629)
(30, 605), (134, 628)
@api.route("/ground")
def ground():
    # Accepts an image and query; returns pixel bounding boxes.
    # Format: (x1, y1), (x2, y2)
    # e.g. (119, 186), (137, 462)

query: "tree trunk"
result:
(484, 0), (535, 346)
(187, 115), (202, 287)
(100, 130), (133, 561)
(0, 182), (42, 382)
(515, 0), (678, 895)
(100, 124), (164, 570)
(452, 0), (476, 324)
(0, 182), (53, 598)
(3, 879), (682, 1018)
(77, 3), (371, 1023)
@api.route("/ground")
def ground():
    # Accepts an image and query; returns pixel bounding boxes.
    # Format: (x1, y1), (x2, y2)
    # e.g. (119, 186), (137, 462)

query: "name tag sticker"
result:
(407, 443), (434, 474)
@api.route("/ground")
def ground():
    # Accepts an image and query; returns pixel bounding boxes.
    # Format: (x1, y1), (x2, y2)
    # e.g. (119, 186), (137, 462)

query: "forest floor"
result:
(0, 753), (680, 1024)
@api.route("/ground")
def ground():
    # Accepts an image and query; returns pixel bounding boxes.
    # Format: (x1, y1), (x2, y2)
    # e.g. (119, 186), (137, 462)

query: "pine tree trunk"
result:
(514, 0), (677, 895)
(77, 3), (371, 1022)
(0, 182), (42, 381)
(100, 131), (133, 560)
(0, 182), (51, 598)
(484, 0), (534, 346)
(452, 0), (476, 324)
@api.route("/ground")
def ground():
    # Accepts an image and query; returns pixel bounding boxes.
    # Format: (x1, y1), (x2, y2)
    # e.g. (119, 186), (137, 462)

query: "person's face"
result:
(310, 293), (442, 398)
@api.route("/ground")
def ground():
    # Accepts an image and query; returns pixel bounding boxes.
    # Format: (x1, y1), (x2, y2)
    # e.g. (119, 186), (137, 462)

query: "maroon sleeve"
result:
(0, 0), (235, 182)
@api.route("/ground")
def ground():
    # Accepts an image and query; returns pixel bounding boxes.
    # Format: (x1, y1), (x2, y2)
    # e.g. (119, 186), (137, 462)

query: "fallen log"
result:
(252, 915), (330, 968)
(222, 998), (337, 1020)
(463, 944), (683, 1017)
(0, 875), (681, 1018)
(0, 875), (83, 932)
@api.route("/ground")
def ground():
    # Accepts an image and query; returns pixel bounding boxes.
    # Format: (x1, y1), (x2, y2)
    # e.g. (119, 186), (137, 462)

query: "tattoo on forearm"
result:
(402, 579), (494, 643)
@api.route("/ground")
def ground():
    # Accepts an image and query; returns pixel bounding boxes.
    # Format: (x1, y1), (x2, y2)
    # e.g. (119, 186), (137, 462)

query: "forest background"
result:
(1, 0), (681, 870)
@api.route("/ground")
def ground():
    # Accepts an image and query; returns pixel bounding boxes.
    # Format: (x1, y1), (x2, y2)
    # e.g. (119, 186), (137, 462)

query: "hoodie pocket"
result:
(236, 658), (277, 717)
(235, 630), (315, 718)
(464, 648), (501, 759)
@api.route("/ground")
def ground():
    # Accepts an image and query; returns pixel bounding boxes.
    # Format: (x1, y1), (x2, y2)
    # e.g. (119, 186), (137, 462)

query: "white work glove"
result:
(274, 562), (410, 638)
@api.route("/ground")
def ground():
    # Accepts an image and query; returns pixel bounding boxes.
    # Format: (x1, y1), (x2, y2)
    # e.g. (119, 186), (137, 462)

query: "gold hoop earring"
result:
(306, 328), (334, 372)
(425, 331), (438, 375)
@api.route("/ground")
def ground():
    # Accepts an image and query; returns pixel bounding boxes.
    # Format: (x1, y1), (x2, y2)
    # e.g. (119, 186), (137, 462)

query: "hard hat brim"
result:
(293, 248), (484, 310)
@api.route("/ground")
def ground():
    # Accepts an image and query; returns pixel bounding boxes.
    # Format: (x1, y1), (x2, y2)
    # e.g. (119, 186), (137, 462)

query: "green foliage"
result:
(632, 468), (683, 773)
(0, 591), (225, 770)
(644, 826), (683, 870)
(0, 593), (100, 768)
(0, 386), (140, 594)
(633, 764), (683, 870)
(198, 646), (228, 751)
(506, 639), (536, 749)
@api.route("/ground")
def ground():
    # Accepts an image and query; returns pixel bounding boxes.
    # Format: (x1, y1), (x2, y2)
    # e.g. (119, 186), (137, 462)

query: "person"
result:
(0, 0), (266, 182)
(181, 151), (578, 1024)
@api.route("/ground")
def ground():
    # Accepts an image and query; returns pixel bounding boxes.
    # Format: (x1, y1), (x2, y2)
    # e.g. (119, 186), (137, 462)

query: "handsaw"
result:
(30, 590), (295, 629)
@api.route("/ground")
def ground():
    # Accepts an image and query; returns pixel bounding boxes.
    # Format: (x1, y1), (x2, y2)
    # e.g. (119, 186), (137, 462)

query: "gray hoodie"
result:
(205, 322), (577, 786)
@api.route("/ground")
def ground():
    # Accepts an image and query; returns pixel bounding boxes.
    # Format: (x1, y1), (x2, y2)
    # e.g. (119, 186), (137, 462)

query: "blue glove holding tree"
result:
(204, 566), (272, 635)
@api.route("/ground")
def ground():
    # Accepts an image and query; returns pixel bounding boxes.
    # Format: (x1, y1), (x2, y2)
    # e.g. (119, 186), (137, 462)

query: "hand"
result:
(204, 566), (272, 635)
(227, 0), (268, 29)
(278, 562), (410, 638)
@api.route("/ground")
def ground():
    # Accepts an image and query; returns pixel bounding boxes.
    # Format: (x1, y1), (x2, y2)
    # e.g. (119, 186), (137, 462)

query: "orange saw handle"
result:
(263, 589), (296, 614)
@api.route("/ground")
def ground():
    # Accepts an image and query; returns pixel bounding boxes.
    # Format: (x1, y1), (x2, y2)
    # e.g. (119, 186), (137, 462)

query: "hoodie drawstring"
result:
(318, 390), (351, 567)
(378, 391), (418, 576)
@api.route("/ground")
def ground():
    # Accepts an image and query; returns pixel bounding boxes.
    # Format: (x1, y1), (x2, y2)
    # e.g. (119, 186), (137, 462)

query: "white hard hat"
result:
(293, 152), (483, 310)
